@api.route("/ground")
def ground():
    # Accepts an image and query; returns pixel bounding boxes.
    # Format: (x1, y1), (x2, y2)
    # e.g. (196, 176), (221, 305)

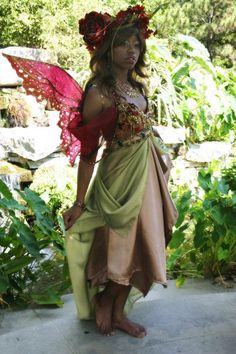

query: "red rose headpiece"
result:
(79, 5), (153, 53)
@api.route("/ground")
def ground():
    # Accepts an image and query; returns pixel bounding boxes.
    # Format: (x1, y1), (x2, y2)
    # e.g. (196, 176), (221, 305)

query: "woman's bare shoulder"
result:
(82, 85), (103, 122)
(82, 84), (114, 122)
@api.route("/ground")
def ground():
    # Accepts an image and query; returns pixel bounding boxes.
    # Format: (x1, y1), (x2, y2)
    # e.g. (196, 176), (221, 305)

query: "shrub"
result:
(0, 179), (70, 307)
(168, 160), (236, 283)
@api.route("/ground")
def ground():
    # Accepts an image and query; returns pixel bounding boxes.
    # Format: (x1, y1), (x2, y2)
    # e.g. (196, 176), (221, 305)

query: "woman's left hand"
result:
(63, 206), (83, 231)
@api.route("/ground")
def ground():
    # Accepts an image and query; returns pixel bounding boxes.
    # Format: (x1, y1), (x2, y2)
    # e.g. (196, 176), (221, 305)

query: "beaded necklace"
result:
(115, 80), (140, 98)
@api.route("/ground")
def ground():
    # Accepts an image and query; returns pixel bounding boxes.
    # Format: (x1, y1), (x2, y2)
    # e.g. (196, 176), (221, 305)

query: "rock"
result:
(0, 160), (32, 183)
(22, 95), (47, 126)
(186, 141), (232, 163)
(0, 52), (22, 87)
(171, 156), (199, 188)
(0, 47), (57, 87)
(45, 110), (60, 126)
(0, 126), (61, 161)
(0, 144), (8, 159)
(1, 46), (56, 63)
(21, 152), (68, 170)
(7, 151), (74, 170)
(154, 125), (186, 144)
(6, 153), (29, 167)
(6, 91), (47, 127)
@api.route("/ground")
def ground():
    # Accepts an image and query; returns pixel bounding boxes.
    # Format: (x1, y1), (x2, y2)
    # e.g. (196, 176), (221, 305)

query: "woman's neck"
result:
(112, 68), (129, 83)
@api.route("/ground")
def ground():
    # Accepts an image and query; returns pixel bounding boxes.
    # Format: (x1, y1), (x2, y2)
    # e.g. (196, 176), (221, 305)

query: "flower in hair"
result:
(79, 5), (153, 52)
(115, 5), (153, 39)
(79, 11), (112, 52)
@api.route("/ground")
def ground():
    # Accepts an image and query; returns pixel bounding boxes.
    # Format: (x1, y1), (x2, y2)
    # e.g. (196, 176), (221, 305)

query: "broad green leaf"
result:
(12, 218), (41, 257)
(57, 215), (65, 234)
(217, 247), (229, 261)
(0, 272), (10, 292)
(203, 199), (212, 210)
(216, 180), (229, 195)
(0, 198), (26, 211)
(224, 211), (236, 227)
(18, 188), (50, 214)
(8, 223), (17, 239)
(2, 256), (34, 275)
(0, 227), (5, 238)
(210, 206), (224, 225)
(198, 170), (212, 192)
(0, 179), (13, 199)
(0, 230), (12, 246)
(194, 222), (205, 248)
(167, 248), (183, 268)
(175, 213), (185, 228)
(172, 62), (190, 84)
(169, 227), (187, 249)
(18, 188), (54, 233)
(212, 224), (226, 242)
(177, 190), (192, 211)
(194, 56), (215, 76)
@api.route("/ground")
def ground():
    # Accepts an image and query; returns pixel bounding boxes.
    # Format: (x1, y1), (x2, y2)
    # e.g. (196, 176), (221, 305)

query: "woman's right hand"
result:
(63, 206), (83, 231)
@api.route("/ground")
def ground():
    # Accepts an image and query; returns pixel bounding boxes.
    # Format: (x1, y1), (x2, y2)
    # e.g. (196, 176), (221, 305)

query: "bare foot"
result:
(113, 317), (147, 338)
(93, 291), (115, 336)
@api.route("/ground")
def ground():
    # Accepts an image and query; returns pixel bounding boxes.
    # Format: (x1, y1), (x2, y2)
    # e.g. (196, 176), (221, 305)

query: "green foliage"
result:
(168, 160), (236, 281)
(144, 0), (236, 69)
(0, 0), (44, 47)
(148, 35), (236, 142)
(30, 165), (77, 216)
(0, 179), (70, 307)
(1, 0), (235, 71)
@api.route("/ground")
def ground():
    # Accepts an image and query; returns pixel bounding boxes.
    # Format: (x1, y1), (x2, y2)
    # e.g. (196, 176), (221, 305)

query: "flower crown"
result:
(79, 5), (153, 53)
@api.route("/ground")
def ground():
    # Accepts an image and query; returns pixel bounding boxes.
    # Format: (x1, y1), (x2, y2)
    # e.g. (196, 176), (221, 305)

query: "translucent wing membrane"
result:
(3, 54), (84, 165)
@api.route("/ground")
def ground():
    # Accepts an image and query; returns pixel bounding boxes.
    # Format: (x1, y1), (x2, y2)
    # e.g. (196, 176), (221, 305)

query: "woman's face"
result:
(112, 34), (141, 72)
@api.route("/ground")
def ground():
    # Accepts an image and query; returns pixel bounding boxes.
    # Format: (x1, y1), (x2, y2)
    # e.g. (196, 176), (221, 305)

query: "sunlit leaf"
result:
(198, 170), (212, 192)
(169, 229), (185, 249)
(176, 276), (185, 288)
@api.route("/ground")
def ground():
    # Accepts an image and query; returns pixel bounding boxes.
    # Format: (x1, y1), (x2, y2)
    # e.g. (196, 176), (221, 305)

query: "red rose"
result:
(132, 5), (145, 14)
(79, 12), (112, 52)
(115, 5), (152, 39)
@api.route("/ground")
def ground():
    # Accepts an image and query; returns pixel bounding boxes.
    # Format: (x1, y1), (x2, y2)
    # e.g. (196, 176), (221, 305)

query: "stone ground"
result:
(0, 278), (236, 354)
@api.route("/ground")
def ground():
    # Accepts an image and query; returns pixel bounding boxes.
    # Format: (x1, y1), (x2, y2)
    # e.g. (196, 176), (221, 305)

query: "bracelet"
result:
(73, 200), (86, 210)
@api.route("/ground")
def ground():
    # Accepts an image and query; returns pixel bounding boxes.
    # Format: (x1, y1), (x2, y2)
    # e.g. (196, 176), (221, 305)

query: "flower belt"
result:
(107, 128), (152, 151)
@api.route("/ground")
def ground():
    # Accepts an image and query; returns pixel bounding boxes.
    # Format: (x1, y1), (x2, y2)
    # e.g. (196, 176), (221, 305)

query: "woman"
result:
(63, 6), (178, 338)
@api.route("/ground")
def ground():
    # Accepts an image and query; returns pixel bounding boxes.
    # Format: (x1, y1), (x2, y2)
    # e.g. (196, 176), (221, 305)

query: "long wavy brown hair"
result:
(82, 24), (149, 105)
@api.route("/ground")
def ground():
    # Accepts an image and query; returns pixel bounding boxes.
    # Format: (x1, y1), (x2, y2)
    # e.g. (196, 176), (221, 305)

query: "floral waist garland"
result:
(108, 102), (156, 149)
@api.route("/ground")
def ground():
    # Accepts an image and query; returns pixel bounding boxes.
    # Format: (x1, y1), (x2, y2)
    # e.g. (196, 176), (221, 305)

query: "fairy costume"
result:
(66, 94), (178, 319)
(4, 4), (178, 322)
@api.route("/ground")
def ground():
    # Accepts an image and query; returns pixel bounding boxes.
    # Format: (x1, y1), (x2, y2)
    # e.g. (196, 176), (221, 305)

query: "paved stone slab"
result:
(1, 280), (236, 354)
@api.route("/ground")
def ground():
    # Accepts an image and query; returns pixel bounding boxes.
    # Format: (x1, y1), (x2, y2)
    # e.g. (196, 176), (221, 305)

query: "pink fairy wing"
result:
(3, 53), (84, 165)
(3, 54), (82, 109)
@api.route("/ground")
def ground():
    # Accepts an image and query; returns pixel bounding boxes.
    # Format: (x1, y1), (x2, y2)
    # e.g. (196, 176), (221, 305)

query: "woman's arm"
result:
(63, 86), (104, 230)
